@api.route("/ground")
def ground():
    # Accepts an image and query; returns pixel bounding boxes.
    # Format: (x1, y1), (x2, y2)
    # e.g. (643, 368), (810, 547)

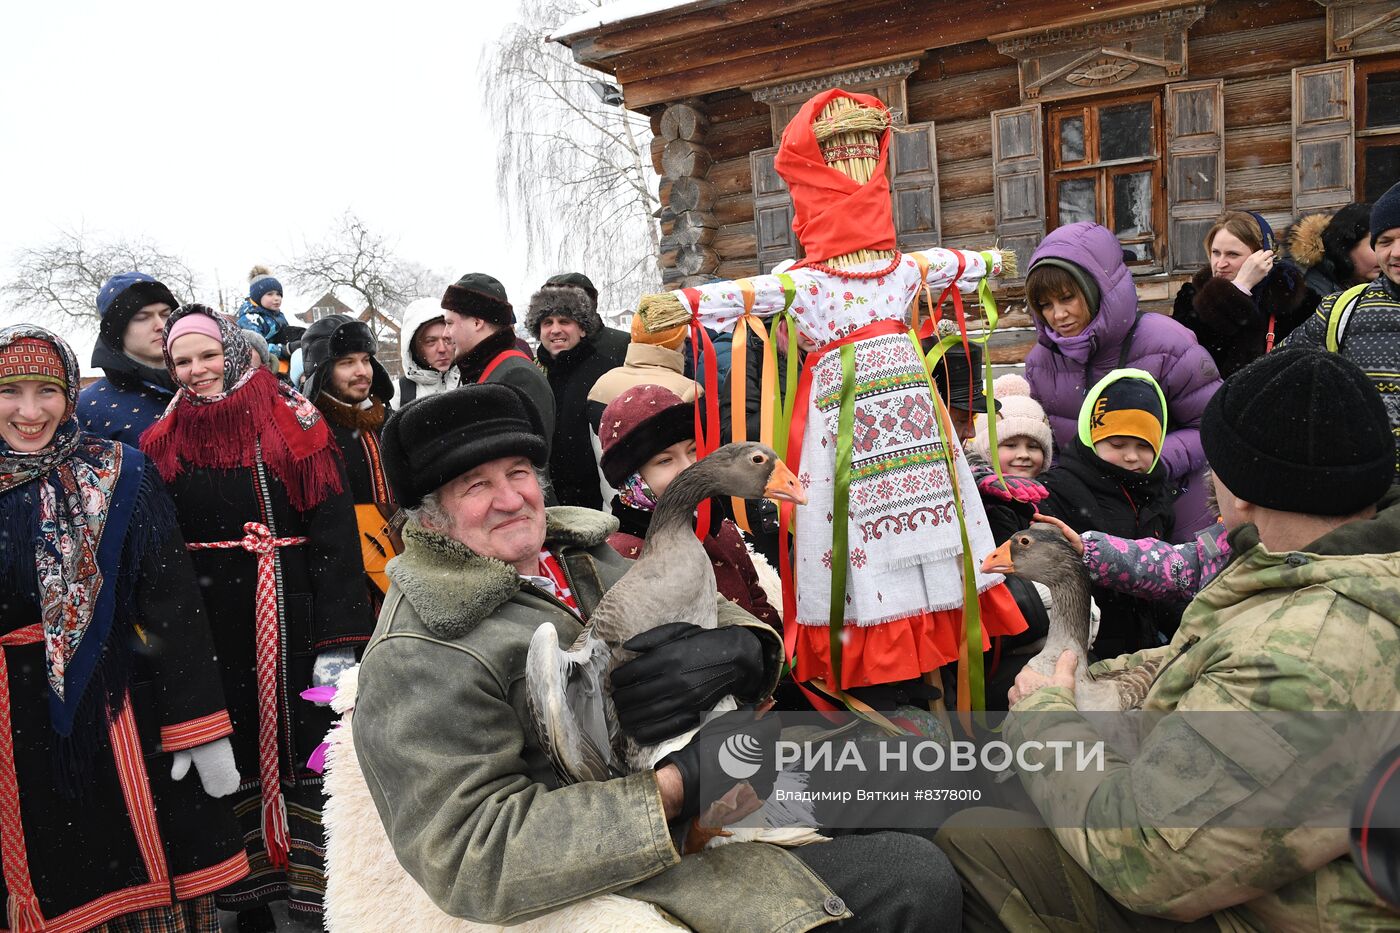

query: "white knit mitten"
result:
(171, 737), (240, 798)
(312, 647), (357, 702)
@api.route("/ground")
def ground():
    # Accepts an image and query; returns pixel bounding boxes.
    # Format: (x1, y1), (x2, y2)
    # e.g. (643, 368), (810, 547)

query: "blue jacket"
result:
(236, 297), (293, 359)
(78, 339), (176, 445)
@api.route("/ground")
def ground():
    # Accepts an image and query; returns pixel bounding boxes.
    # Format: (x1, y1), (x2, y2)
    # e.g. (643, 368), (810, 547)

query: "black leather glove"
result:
(612, 623), (767, 744)
(660, 709), (782, 823)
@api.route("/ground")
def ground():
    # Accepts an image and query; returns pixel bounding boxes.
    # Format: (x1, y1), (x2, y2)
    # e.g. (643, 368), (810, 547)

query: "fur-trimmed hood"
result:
(525, 285), (603, 339)
(385, 506), (618, 638)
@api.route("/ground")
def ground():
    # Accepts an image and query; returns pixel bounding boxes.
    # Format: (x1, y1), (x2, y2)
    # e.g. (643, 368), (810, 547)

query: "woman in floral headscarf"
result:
(141, 304), (372, 931)
(0, 323), (247, 932)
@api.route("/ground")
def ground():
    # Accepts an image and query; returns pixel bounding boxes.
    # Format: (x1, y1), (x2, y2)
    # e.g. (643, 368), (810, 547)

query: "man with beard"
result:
(301, 314), (400, 618)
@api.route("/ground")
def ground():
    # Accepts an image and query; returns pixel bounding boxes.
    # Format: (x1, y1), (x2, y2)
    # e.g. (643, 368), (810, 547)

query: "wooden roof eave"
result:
(556, 0), (1149, 110)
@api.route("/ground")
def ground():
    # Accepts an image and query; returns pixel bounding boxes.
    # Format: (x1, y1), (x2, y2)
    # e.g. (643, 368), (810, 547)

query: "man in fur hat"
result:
(441, 272), (556, 447)
(301, 313), (400, 616)
(350, 381), (963, 932)
(527, 281), (628, 509)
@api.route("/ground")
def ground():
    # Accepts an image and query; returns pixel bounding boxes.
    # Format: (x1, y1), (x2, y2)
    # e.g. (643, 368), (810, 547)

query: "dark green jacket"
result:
(352, 506), (845, 931)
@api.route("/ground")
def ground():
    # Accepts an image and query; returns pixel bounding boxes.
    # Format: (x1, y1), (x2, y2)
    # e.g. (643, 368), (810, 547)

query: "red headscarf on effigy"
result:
(773, 88), (896, 266)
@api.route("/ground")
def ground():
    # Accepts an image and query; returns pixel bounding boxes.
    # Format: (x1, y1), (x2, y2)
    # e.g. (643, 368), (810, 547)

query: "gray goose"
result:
(980, 525), (1163, 712)
(526, 441), (807, 785)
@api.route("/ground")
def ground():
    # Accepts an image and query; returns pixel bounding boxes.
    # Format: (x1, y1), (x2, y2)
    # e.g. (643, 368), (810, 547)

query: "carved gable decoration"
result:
(1319, 0), (1400, 60)
(750, 58), (921, 143)
(992, 3), (1206, 103)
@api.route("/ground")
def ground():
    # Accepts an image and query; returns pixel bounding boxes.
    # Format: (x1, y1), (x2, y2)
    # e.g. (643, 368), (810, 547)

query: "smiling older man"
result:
(351, 382), (961, 932)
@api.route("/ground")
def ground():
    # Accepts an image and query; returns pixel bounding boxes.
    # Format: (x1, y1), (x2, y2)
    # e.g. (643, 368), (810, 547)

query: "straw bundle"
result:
(637, 291), (691, 333)
(816, 96), (895, 270)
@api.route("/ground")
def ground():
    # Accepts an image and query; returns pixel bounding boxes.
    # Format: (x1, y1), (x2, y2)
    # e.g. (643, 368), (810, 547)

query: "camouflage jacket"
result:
(1008, 489), (1400, 931)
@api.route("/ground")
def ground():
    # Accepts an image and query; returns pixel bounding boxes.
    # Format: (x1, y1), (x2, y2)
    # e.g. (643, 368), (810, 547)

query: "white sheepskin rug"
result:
(321, 665), (683, 932)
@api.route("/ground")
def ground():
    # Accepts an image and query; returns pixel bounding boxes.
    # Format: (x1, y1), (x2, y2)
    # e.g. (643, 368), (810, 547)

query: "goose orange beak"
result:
(764, 459), (807, 506)
(980, 540), (1014, 575)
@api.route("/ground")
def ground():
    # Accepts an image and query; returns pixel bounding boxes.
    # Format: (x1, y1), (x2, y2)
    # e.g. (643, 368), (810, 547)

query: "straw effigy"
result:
(639, 95), (1014, 332)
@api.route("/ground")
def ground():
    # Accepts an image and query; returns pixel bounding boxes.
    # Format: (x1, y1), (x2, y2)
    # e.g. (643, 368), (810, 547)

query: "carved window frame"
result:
(1045, 91), (1167, 271)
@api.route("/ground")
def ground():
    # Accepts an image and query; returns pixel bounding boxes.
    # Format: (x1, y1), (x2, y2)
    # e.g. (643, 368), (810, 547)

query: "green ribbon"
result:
(827, 343), (857, 690)
(770, 273), (800, 458)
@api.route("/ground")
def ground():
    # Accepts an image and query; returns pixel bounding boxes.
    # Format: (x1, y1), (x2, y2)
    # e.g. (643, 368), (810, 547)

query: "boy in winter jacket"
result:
(1038, 369), (1183, 658)
(235, 265), (303, 362)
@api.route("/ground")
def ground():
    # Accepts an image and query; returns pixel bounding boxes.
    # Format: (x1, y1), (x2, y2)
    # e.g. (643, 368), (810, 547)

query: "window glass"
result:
(1365, 145), (1400, 202)
(1113, 171), (1154, 238)
(1057, 177), (1097, 225)
(1060, 116), (1086, 163)
(1099, 102), (1154, 161)
(1366, 70), (1400, 129)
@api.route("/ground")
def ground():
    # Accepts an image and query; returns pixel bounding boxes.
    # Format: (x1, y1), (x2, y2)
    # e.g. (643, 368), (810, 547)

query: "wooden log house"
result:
(554, 0), (1400, 365)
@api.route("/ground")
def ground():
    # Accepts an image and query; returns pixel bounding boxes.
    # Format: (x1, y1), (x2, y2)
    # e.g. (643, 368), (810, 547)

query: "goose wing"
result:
(1094, 658), (1163, 711)
(526, 623), (620, 785)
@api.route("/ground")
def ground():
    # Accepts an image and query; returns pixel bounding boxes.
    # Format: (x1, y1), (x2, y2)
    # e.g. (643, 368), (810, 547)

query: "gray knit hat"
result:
(525, 285), (603, 339)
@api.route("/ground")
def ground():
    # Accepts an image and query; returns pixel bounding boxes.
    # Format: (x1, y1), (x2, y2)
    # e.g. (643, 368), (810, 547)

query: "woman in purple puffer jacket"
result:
(1023, 222), (1222, 540)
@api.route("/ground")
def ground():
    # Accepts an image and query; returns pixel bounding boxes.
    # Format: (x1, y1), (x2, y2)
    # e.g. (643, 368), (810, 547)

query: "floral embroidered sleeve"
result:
(1080, 524), (1231, 602)
(909, 247), (1005, 291)
(670, 247), (1007, 335)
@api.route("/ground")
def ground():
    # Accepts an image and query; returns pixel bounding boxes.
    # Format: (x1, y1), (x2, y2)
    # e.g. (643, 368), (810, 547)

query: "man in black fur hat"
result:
(301, 314), (400, 615)
(526, 281), (629, 510)
(441, 272), (556, 448)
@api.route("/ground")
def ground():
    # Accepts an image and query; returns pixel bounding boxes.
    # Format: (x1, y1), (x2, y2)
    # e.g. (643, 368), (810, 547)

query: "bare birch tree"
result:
(4, 228), (199, 325)
(286, 211), (450, 345)
(481, 0), (660, 327)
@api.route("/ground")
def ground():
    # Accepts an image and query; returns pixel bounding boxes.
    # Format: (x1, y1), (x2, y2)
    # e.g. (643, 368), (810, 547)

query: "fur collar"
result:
(387, 506), (619, 638)
(318, 392), (386, 433)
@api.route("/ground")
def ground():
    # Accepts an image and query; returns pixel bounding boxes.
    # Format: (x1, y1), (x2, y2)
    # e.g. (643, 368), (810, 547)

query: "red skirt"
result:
(791, 581), (1027, 689)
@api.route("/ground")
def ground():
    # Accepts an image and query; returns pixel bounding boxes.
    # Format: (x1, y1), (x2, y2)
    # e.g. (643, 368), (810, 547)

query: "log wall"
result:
(652, 0), (1338, 319)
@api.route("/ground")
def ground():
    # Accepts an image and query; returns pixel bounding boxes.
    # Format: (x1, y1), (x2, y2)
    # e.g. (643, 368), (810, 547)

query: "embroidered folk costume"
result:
(141, 307), (374, 920)
(0, 326), (247, 932)
(640, 90), (1025, 701)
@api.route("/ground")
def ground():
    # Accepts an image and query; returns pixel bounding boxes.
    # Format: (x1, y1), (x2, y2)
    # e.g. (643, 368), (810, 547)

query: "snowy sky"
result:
(0, 1), (539, 368)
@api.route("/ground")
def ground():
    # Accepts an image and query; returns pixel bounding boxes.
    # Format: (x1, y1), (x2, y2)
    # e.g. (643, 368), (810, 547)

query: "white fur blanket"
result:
(321, 666), (682, 932)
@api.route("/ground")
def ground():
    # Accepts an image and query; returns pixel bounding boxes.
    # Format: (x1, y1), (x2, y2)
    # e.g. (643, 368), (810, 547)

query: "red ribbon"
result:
(681, 288), (722, 540)
(0, 626), (47, 931)
(188, 522), (308, 869)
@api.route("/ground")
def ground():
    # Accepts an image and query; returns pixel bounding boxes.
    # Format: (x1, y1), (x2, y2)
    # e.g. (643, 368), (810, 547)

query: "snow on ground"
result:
(551, 0), (711, 41)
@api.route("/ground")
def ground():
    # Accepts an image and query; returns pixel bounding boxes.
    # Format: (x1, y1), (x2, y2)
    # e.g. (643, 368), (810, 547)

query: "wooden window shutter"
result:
(1292, 61), (1356, 215)
(1166, 80), (1225, 273)
(890, 121), (941, 251)
(750, 146), (798, 274)
(991, 104), (1045, 281)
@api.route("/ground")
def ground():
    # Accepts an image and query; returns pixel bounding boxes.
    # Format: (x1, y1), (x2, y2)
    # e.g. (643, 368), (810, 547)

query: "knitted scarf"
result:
(141, 306), (343, 512)
(0, 326), (171, 754)
(317, 393), (386, 435)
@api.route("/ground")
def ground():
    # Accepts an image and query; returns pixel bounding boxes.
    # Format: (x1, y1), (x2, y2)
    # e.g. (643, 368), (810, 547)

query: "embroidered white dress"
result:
(679, 249), (1020, 688)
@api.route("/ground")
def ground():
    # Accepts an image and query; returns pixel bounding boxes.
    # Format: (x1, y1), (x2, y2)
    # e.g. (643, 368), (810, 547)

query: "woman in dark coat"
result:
(141, 306), (373, 930)
(0, 324), (247, 932)
(1173, 210), (1318, 378)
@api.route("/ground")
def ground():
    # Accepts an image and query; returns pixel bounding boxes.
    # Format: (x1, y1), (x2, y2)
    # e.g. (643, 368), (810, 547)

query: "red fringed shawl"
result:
(141, 367), (343, 512)
(773, 88), (896, 266)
